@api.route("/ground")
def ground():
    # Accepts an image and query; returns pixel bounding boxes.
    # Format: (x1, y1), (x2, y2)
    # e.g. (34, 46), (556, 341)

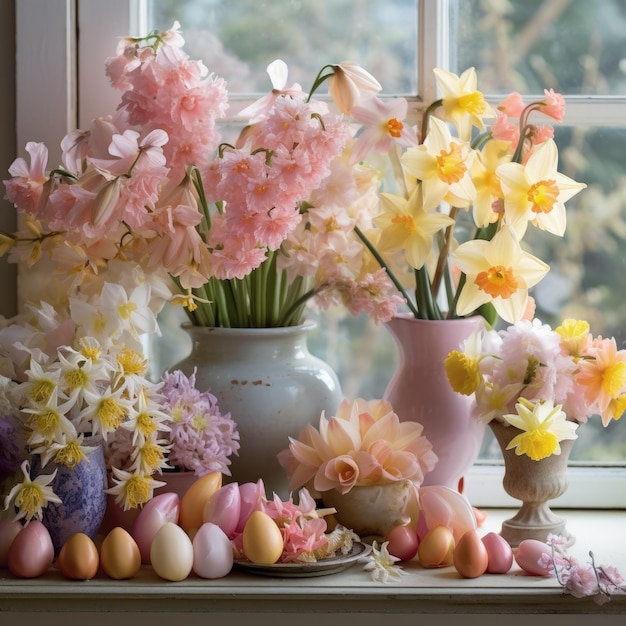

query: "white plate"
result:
(233, 541), (371, 578)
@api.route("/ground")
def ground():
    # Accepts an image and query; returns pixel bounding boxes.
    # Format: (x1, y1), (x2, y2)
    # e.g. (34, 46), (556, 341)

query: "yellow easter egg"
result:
(179, 472), (223, 533)
(242, 511), (284, 565)
(100, 526), (141, 580)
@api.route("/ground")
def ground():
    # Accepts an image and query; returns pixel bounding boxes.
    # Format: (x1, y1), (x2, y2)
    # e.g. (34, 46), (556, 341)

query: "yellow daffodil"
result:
(470, 139), (512, 227)
(400, 116), (476, 212)
(375, 186), (455, 270)
(450, 224), (549, 324)
(433, 67), (494, 141)
(444, 327), (486, 396)
(503, 398), (578, 461)
(556, 318), (591, 358)
(3, 460), (62, 523)
(497, 139), (587, 239)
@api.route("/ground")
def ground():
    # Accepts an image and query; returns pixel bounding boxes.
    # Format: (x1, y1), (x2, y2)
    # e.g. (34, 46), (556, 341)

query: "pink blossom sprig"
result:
(539, 534), (626, 605)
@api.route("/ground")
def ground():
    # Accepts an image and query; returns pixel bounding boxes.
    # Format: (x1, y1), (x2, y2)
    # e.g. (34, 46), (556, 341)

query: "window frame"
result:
(15, 0), (626, 508)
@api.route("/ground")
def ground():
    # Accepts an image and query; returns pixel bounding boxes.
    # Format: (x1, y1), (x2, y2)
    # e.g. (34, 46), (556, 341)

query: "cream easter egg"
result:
(150, 521), (194, 581)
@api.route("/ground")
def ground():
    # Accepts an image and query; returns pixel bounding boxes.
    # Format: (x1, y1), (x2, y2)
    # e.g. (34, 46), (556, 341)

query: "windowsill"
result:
(1, 509), (625, 623)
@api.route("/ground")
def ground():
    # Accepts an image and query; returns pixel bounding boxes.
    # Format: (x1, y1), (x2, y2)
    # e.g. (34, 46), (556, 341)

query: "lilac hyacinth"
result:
(159, 369), (239, 476)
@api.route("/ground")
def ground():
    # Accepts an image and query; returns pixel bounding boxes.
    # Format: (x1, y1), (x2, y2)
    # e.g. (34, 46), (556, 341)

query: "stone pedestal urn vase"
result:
(489, 420), (575, 548)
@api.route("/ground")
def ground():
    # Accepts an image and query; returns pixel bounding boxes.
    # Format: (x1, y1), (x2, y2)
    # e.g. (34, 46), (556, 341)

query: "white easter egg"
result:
(192, 522), (234, 579)
(150, 522), (194, 581)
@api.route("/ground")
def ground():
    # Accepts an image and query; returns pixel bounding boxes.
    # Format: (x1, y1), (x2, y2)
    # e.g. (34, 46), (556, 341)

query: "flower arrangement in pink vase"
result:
(445, 317), (626, 460)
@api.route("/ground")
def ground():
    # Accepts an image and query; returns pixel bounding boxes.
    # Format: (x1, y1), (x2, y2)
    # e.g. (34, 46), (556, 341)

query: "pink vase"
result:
(383, 313), (485, 490)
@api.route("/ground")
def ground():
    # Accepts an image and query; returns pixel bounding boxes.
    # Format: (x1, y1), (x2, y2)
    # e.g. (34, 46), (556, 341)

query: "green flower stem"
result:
(431, 206), (459, 300)
(415, 265), (442, 320)
(354, 225), (420, 318)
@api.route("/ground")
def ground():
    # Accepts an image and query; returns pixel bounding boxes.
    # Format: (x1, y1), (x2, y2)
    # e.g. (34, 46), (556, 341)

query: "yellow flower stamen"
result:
(118, 301), (138, 320)
(602, 362), (626, 397)
(80, 345), (102, 361)
(55, 440), (87, 468)
(436, 142), (467, 184)
(32, 409), (61, 440)
(527, 179), (559, 215)
(508, 430), (559, 461)
(474, 265), (518, 299)
(444, 351), (481, 395)
(15, 484), (47, 519)
(29, 380), (56, 404)
(124, 474), (152, 509)
(117, 347), (147, 376)
(191, 413), (207, 431)
(97, 398), (126, 431)
(64, 368), (88, 390)
(137, 443), (165, 473)
(135, 411), (157, 436)
(391, 214), (416, 235)
(386, 118), (403, 138)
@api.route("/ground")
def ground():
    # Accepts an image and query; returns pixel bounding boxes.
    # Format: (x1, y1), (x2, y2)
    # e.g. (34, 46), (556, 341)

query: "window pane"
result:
(450, 0), (626, 95)
(148, 0), (418, 96)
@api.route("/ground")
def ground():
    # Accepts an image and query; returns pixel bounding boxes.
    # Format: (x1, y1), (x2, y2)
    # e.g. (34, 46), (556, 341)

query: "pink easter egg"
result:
(7, 520), (54, 578)
(514, 539), (553, 576)
(131, 492), (180, 564)
(0, 518), (23, 568)
(192, 522), (234, 579)
(481, 532), (514, 574)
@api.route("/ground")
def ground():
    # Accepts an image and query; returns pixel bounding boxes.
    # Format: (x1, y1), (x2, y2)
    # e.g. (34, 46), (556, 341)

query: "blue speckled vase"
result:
(38, 436), (108, 553)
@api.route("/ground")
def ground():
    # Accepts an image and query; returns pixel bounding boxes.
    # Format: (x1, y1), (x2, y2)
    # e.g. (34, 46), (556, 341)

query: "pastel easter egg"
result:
(481, 532), (514, 574)
(242, 510), (283, 565)
(100, 526), (141, 580)
(179, 472), (223, 533)
(56, 532), (100, 580)
(192, 522), (234, 579)
(131, 492), (180, 564)
(0, 518), (23, 568)
(384, 524), (419, 562)
(150, 522), (194, 582)
(417, 525), (455, 568)
(453, 529), (489, 578)
(514, 539), (553, 576)
(7, 520), (54, 578)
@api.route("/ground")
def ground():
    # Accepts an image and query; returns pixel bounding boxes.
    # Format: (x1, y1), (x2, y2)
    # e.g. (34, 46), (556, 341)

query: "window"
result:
(15, 0), (626, 507)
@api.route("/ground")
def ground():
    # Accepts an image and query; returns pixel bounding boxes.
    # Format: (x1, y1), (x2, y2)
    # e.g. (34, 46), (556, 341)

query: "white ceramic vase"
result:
(170, 320), (343, 500)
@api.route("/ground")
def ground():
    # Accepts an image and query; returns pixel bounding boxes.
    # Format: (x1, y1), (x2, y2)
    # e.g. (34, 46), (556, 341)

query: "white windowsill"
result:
(1, 509), (625, 625)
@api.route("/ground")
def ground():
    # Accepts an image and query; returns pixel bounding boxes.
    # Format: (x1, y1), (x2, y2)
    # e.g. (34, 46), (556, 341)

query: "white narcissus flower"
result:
(3, 460), (62, 523)
(359, 540), (406, 583)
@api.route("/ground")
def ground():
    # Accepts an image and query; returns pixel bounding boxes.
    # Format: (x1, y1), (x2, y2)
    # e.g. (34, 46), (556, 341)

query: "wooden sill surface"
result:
(1, 509), (625, 621)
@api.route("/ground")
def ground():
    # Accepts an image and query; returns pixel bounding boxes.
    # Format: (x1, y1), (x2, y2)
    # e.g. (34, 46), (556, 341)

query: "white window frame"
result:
(15, 0), (626, 508)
